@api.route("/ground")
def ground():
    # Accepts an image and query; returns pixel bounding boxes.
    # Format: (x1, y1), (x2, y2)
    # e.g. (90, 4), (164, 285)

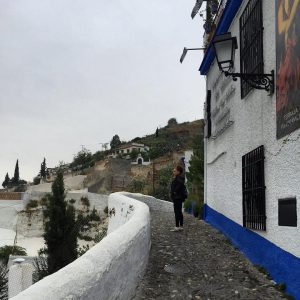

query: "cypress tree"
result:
(110, 135), (121, 150)
(43, 170), (78, 274)
(12, 160), (19, 185)
(40, 158), (47, 179)
(2, 173), (10, 188)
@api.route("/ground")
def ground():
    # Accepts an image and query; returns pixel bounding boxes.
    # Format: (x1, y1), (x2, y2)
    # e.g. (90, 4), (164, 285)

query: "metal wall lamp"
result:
(212, 32), (275, 94)
(180, 47), (205, 63)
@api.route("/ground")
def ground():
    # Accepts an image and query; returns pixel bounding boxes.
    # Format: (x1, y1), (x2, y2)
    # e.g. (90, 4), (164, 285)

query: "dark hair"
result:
(176, 165), (183, 174)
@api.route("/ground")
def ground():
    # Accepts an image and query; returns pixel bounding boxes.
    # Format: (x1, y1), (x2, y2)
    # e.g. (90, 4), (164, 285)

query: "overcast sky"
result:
(0, 0), (206, 182)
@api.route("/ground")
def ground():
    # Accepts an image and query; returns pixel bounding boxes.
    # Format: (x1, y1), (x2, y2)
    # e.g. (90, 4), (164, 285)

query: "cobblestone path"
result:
(130, 195), (286, 300)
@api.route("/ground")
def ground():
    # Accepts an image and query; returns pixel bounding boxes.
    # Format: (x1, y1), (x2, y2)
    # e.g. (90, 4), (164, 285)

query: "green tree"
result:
(167, 118), (178, 127)
(130, 149), (139, 160)
(93, 151), (105, 162)
(2, 173), (10, 189)
(12, 160), (19, 185)
(148, 142), (169, 159)
(153, 165), (173, 201)
(186, 135), (204, 217)
(0, 264), (8, 300)
(0, 246), (27, 266)
(43, 170), (78, 275)
(33, 176), (41, 185)
(32, 256), (48, 283)
(110, 134), (121, 150)
(128, 179), (146, 193)
(40, 158), (47, 179)
(141, 151), (150, 162)
(72, 148), (93, 170)
(89, 207), (100, 222)
(155, 127), (159, 137)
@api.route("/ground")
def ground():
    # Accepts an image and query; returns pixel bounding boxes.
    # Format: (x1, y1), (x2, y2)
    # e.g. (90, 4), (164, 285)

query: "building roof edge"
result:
(199, 0), (243, 75)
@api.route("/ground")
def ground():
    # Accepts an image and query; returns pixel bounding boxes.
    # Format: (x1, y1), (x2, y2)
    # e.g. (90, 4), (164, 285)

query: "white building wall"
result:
(9, 263), (34, 298)
(205, 0), (300, 257)
(184, 150), (193, 173)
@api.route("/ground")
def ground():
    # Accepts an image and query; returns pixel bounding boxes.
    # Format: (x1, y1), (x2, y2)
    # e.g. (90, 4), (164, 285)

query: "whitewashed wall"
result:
(9, 263), (35, 298)
(10, 192), (150, 300)
(205, 0), (300, 257)
(0, 200), (22, 231)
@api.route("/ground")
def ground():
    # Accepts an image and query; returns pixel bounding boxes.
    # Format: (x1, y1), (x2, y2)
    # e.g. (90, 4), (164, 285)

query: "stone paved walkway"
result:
(130, 195), (287, 300)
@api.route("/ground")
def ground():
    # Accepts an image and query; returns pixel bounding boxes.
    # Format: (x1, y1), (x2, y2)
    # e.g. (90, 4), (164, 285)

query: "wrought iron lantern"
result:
(212, 32), (237, 71)
(212, 32), (274, 94)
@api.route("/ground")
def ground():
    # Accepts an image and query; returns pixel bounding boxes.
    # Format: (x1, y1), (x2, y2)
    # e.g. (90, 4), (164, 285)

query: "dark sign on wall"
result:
(276, 0), (300, 139)
(278, 198), (297, 227)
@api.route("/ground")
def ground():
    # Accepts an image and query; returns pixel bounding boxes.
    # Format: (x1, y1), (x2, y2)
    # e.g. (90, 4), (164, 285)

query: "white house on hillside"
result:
(201, 0), (300, 298)
(113, 143), (150, 157)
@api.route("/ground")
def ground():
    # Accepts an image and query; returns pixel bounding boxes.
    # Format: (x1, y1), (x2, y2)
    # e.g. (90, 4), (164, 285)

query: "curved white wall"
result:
(10, 192), (150, 300)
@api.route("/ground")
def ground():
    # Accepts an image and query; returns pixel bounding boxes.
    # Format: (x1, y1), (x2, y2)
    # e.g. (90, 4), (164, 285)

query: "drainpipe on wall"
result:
(203, 132), (207, 220)
(203, 74), (209, 220)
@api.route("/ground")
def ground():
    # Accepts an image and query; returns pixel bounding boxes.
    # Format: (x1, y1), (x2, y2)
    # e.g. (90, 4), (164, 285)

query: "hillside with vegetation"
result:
(62, 118), (204, 174)
(1, 118), (204, 219)
(124, 118), (205, 217)
(131, 118), (204, 160)
(69, 118), (204, 207)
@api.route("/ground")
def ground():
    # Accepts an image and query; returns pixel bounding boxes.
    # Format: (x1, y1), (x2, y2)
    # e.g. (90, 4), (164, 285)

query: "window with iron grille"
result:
(239, 0), (264, 99)
(242, 145), (266, 231)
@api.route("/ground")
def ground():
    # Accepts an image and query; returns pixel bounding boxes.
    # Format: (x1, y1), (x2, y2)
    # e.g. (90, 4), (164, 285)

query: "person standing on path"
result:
(170, 165), (185, 232)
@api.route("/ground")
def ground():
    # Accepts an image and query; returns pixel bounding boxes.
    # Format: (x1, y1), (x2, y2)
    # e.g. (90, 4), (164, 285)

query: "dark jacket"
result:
(170, 175), (185, 201)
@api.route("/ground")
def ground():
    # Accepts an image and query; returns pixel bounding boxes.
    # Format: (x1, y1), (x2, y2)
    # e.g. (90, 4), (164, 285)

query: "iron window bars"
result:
(239, 0), (264, 98)
(242, 145), (266, 231)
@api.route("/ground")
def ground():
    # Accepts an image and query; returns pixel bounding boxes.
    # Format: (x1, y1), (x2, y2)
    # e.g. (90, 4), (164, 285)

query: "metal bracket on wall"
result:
(224, 70), (275, 95)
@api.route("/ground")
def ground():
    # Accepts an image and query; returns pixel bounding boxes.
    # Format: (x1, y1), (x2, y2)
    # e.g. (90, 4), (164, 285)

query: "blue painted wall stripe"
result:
(204, 204), (300, 299)
(199, 0), (243, 75)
